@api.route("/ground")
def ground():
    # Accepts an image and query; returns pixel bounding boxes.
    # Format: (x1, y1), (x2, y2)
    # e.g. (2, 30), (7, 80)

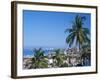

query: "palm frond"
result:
(65, 15), (90, 49)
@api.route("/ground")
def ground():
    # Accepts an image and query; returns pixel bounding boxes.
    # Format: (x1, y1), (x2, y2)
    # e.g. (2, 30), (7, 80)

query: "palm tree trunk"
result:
(79, 44), (81, 52)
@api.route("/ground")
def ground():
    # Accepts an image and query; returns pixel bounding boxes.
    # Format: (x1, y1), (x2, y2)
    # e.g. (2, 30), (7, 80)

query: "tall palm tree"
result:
(65, 15), (90, 50)
(32, 48), (48, 68)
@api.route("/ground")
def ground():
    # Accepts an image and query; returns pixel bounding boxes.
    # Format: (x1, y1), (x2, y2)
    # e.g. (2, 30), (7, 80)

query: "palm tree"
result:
(52, 49), (65, 67)
(65, 15), (90, 50)
(81, 42), (91, 66)
(32, 48), (48, 68)
(81, 42), (91, 58)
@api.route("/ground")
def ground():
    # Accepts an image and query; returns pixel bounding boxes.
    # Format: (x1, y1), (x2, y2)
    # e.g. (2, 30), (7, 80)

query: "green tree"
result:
(65, 15), (90, 49)
(81, 42), (91, 60)
(53, 49), (65, 67)
(32, 48), (48, 68)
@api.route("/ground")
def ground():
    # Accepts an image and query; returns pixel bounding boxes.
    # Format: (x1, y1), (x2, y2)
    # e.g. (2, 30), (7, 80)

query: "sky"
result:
(23, 10), (91, 49)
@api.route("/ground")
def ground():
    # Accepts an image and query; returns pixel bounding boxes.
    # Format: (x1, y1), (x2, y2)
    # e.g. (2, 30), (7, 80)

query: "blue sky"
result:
(23, 10), (91, 49)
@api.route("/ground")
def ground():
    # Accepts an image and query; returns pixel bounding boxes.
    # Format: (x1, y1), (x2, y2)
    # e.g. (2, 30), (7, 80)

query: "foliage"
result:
(32, 48), (48, 68)
(52, 49), (66, 67)
(65, 15), (90, 49)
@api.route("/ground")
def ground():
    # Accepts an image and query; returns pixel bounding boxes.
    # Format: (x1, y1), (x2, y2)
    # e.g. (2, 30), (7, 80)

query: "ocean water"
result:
(23, 48), (53, 56)
(23, 49), (33, 56)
